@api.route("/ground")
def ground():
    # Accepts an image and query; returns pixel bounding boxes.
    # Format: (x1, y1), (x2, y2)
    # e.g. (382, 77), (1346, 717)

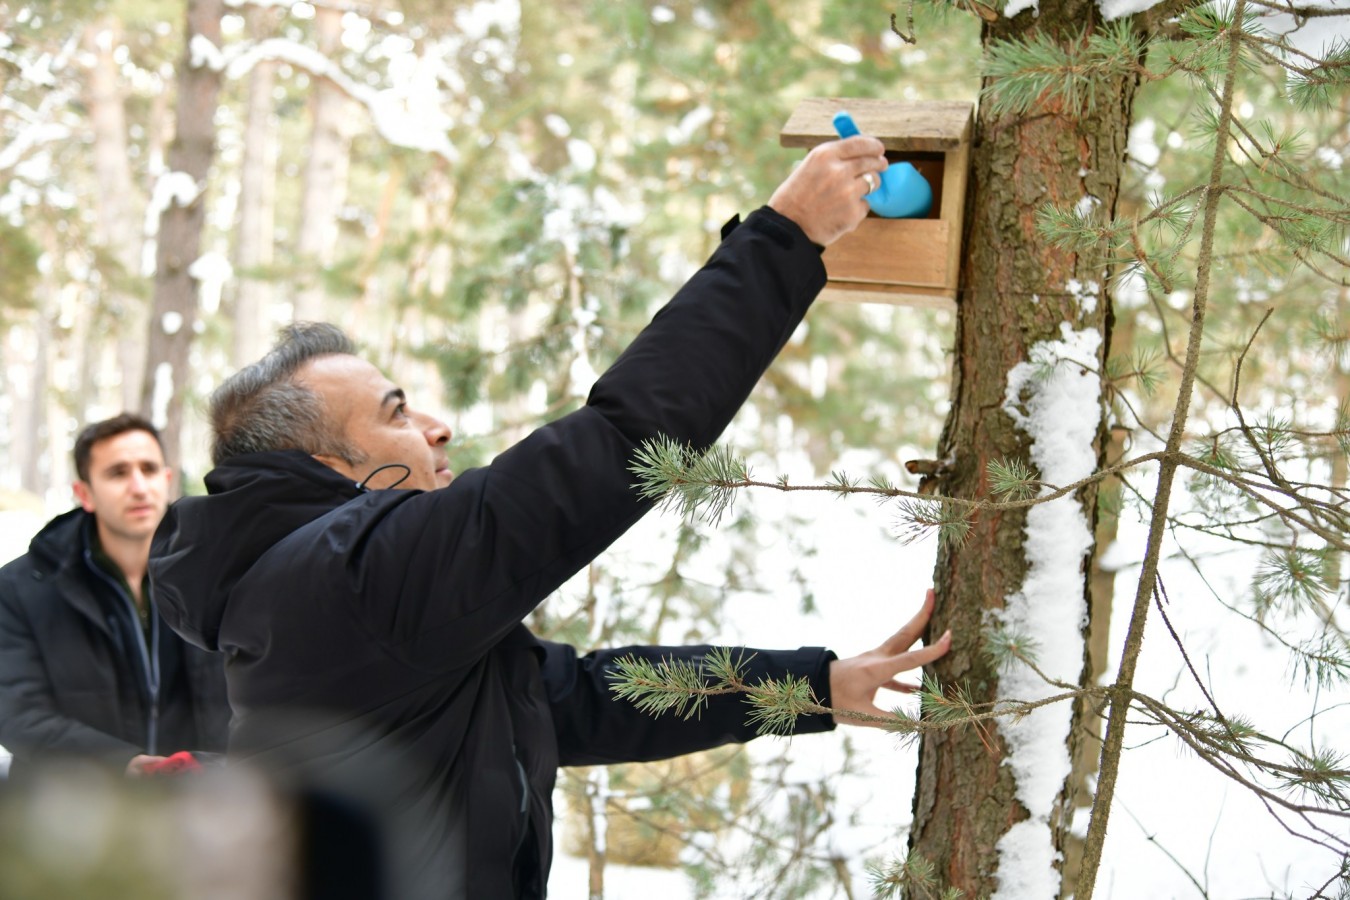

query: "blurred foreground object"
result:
(0, 763), (302, 899)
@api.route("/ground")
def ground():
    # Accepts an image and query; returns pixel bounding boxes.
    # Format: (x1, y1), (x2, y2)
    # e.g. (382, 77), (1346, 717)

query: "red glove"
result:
(138, 751), (204, 776)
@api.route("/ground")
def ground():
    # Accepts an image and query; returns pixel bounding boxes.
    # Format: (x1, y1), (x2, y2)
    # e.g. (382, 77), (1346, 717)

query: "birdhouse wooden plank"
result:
(780, 98), (974, 309)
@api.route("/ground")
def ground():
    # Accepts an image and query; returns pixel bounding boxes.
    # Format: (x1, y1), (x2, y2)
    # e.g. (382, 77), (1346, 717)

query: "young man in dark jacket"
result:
(150, 135), (949, 898)
(0, 414), (230, 779)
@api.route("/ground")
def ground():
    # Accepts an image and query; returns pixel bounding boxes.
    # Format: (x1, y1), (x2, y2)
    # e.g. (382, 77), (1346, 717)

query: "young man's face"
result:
(73, 430), (174, 543)
(298, 354), (453, 492)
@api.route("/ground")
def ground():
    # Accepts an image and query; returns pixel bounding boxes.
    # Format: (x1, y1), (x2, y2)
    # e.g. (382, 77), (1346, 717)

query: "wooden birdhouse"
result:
(779, 98), (974, 309)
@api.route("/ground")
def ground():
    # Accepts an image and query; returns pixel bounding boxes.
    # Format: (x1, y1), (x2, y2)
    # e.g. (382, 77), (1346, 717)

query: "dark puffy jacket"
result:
(149, 208), (835, 899)
(0, 508), (230, 778)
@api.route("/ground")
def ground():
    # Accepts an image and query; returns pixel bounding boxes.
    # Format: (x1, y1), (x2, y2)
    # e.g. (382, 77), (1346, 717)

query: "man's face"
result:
(298, 354), (453, 492)
(73, 430), (173, 543)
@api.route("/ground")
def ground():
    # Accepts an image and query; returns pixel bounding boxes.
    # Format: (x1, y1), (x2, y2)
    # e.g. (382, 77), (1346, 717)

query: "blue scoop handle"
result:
(832, 111), (933, 219)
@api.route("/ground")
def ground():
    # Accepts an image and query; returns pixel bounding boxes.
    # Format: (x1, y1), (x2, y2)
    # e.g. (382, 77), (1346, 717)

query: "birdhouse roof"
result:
(780, 98), (973, 153)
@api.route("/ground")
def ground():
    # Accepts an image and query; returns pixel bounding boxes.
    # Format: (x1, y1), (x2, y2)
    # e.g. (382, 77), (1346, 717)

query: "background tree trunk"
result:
(83, 14), (147, 414)
(139, 0), (225, 475)
(910, 6), (1141, 896)
(292, 3), (351, 323)
(231, 5), (282, 368)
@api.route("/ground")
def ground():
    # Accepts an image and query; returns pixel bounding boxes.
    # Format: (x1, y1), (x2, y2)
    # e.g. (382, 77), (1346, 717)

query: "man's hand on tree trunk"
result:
(828, 588), (950, 728)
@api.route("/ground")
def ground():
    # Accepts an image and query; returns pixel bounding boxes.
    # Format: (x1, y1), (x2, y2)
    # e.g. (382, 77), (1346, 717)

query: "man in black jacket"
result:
(0, 414), (230, 779)
(150, 134), (949, 898)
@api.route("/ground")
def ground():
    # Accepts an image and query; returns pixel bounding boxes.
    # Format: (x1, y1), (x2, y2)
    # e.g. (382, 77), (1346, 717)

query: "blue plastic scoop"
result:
(833, 111), (933, 219)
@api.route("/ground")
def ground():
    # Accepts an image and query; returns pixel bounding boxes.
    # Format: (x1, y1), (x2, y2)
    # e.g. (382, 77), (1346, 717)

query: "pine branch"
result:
(982, 20), (1150, 119)
(1076, 5), (1252, 897)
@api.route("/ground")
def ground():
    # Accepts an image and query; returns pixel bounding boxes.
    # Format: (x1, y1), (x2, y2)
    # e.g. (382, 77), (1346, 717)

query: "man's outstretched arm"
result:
(545, 590), (950, 765)
(370, 137), (887, 666)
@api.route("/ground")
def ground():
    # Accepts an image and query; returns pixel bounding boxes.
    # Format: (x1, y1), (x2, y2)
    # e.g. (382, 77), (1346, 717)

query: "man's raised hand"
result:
(768, 135), (888, 247)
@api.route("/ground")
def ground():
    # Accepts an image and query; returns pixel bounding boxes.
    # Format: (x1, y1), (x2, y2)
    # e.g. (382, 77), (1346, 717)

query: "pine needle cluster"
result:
(867, 850), (966, 900)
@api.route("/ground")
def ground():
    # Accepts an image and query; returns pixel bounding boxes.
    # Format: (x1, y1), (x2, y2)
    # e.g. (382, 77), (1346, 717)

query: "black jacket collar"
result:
(149, 450), (364, 652)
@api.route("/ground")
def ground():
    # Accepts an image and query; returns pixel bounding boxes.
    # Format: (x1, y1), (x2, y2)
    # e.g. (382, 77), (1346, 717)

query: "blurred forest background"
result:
(1, 1), (1347, 898)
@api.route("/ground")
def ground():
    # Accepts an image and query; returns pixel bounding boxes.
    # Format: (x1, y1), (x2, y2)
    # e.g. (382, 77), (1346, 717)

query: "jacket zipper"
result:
(512, 742), (530, 858)
(84, 551), (161, 754)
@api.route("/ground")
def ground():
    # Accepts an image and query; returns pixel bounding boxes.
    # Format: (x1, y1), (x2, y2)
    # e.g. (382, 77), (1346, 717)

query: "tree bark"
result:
(292, 3), (351, 323)
(231, 5), (282, 368)
(909, 6), (1141, 896)
(140, 0), (224, 475)
(82, 14), (147, 414)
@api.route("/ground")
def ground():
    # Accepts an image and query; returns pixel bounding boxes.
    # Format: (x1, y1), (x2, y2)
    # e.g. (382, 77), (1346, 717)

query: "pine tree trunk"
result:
(1059, 427), (1125, 897)
(231, 5), (281, 368)
(140, 0), (224, 474)
(292, 3), (351, 323)
(83, 14), (147, 414)
(909, 6), (1141, 896)
(19, 313), (52, 496)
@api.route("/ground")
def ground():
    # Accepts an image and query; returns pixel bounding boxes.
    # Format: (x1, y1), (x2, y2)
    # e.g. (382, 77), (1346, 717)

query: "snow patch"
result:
(189, 34), (226, 72)
(224, 38), (460, 163)
(1004, 0), (1038, 17)
(1066, 278), (1100, 316)
(996, 819), (1063, 896)
(19, 53), (58, 87)
(189, 251), (233, 315)
(188, 251), (233, 284)
(566, 139), (596, 173)
(993, 323), (1101, 900)
(151, 171), (202, 214)
(543, 114), (571, 138)
(0, 121), (71, 172)
(823, 44), (862, 65)
(1128, 118), (1161, 167)
(666, 105), (713, 146)
(1097, 0), (1164, 20)
(151, 361), (174, 429)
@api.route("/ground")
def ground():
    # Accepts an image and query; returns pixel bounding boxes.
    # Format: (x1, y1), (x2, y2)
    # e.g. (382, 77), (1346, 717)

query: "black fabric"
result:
(0, 508), (230, 779)
(149, 207), (834, 899)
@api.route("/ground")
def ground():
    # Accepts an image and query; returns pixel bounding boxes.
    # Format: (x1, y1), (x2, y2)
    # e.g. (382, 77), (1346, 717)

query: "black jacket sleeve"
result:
(539, 639), (837, 767)
(355, 209), (828, 669)
(0, 580), (143, 766)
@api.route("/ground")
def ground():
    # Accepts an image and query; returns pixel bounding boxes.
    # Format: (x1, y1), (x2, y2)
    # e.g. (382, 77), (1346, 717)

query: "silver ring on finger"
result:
(862, 172), (877, 193)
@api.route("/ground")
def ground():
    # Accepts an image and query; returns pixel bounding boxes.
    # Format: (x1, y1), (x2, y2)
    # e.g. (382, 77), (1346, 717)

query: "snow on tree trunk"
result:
(910, 7), (1141, 896)
(292, 4), (351, 323)
(231, 5), (281, 368)
(139, 0), (225, 475)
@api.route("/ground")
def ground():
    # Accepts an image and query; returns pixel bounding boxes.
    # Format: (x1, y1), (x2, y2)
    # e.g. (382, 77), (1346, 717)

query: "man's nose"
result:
(422, 414), (451, 447)
(128, 470), (149, 493)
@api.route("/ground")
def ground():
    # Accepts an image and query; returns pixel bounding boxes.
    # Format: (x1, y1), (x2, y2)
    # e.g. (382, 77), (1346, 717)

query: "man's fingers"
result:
(879, 679), (921, 693)
(876, 630), (950, 679)
(880, 588), (937, 655)
(833, 134), (887, 159)
(849, 155), (889, 181)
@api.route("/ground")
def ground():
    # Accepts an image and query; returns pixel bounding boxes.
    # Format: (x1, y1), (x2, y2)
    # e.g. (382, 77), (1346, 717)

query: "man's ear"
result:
(72, 481), (95, 513)
(312, 454), (358, 481)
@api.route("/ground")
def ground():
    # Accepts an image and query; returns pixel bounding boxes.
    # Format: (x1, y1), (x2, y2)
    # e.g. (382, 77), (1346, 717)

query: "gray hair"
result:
(209, 322), (368, 467)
